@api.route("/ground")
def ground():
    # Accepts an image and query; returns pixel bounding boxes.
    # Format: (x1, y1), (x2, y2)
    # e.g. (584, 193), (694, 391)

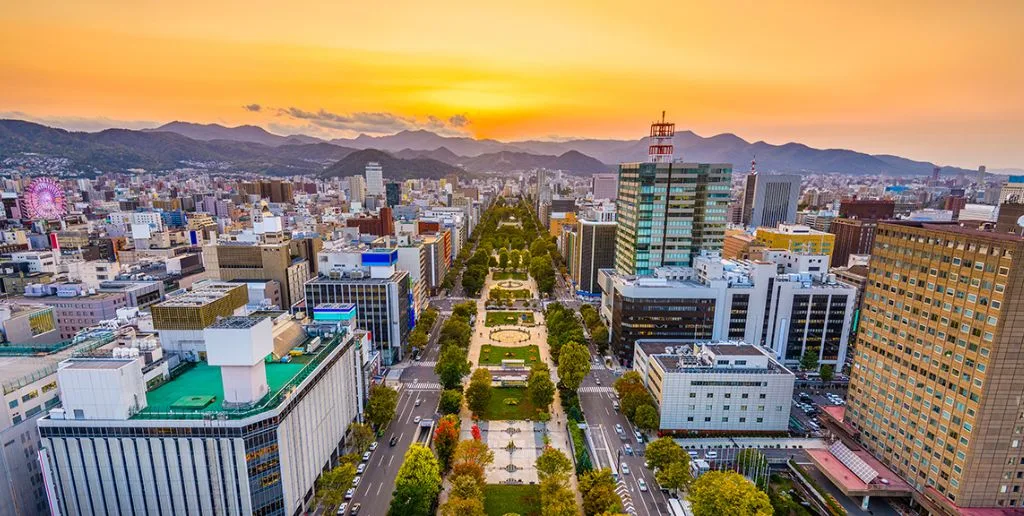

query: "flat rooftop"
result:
(705, 344), (763, 356)
(209, 316), (265, 329)
(806, 447), (912, 496)
(63, 359), (134, 370)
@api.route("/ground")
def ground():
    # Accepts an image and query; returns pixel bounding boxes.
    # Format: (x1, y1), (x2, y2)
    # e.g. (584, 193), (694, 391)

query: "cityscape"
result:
(2, 3), (1024, 516)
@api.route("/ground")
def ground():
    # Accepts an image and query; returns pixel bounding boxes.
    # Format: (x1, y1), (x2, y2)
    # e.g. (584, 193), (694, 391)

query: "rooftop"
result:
(208, 316), (265, 329)
(63, 359), (134, 370)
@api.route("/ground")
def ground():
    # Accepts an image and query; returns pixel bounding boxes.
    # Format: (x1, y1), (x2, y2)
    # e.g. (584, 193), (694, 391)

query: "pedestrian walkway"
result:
(579, 386), (614, 394)
(616, 481), (636, 515)
(404, 382), (442, 391)
(414, 360), (437, 367)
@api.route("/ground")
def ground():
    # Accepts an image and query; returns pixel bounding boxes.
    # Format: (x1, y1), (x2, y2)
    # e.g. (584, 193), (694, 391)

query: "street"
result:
(578, 367), (671, 516)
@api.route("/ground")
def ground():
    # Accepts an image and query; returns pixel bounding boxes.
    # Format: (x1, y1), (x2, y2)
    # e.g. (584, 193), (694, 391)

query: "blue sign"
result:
(361, 249), (398, 266)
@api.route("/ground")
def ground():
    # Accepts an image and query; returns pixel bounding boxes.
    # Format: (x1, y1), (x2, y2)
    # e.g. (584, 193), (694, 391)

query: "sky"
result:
(1, 1), (1023, 169)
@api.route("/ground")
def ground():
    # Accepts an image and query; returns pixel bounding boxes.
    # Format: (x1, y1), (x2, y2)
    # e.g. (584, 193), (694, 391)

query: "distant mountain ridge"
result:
(320, 148), (461, 180)
(145, 121), (323, 146)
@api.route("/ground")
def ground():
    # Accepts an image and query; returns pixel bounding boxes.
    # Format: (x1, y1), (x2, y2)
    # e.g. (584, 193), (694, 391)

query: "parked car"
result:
(415, 398), (422, 407)
(687, 450), (699, 458)
(637, 479), (648, 492)
(414, 416), (421, 424)
(356, 464), (366, 474)
(705, 450), (718, 459)
(350, 503), (361, 515)
(337, 503), (348, 515)
(362, 452), (371, 462)
(369, 442), (378, 452)
(352, 476), (361, 487)
(634, 430), (643, 442)
(344, 489), (354, 500)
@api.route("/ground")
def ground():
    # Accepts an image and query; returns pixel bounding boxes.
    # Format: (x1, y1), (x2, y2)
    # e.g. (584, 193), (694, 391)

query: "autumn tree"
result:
(633, 403), (660, 432)
(645, 437), (686, 472)
(347, 422), (375, 453)
(688, 471), (772, 516)
(315, 460), (357, 510)
(433, 415), (460, 472)
(579, 468), (623, 516)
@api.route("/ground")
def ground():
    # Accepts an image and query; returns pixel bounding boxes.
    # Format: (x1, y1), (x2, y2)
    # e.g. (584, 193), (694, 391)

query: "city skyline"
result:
(2, 2), (1023, 169)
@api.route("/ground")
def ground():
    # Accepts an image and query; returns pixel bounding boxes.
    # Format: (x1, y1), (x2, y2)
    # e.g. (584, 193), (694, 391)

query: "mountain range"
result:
(1, 119), (984, 178)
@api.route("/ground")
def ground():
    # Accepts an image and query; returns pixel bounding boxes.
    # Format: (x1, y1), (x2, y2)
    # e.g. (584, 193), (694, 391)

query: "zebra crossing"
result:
(413, 360), (437, 367)
(404, 382), (442, 391)
(615, 481), (636, 515)
(579, 386), (614, 394)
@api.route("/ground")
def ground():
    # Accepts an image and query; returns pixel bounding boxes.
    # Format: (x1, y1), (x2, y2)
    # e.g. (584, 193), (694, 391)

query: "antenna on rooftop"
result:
(648, 111), (675, 163)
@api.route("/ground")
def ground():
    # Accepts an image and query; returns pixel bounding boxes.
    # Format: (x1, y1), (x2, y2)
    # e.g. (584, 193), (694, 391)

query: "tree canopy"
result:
(366, 384), (399, 428)
(688, 471), (772, 516)
(465, 368), (493, 417)
(388, 445), (442, 516)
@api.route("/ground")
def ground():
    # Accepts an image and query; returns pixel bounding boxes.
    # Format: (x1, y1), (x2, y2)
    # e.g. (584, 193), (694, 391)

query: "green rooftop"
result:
(132, 337), (341, 421)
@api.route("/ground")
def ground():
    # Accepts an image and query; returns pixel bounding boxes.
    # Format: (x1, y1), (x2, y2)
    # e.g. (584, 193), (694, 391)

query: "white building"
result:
(365, 161), (384, 197)
(9, 250), (59, 274)
(39, 315), (371, 516)
(633, 340), (796, 433)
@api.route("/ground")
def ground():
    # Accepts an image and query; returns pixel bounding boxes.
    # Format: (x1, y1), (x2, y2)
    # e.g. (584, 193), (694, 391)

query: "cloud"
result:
(242, 103), (262, 112)
(276, 107), (472, 137)
(0, 111), (159, 132)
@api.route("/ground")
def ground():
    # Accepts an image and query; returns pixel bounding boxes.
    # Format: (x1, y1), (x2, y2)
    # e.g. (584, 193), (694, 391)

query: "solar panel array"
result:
(829, 440), (879, 484)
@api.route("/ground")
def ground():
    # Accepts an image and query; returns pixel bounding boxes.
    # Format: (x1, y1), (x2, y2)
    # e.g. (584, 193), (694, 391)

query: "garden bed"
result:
(485, 311), (535, 327)
(483, 484), (540, 516)
(482, 387), (537, 420)
(479, 344), (540, 365)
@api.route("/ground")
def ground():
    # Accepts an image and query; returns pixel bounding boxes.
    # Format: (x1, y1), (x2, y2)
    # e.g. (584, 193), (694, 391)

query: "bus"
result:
(668, 498), (693, 516)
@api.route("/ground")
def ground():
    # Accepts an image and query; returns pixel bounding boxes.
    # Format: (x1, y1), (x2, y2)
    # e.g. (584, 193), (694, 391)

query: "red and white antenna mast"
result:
(648, 110), (675, 163)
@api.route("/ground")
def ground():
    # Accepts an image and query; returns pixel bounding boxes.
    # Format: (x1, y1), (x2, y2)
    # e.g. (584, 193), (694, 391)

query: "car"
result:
(705, 450), (718, 459)
(349, 503), (361, 515)
(414, 416), (421, 424)
(634, 430), (643, 442)
(615, 424), (624, 434)
(637, 479), (648, 492)
(644, 460), (650, 469)
(687, 450), (699, 458)
(344, 488), (354, 500)
(389, 434), (399, 446)
(369, 441), (378, 452)
(595, 378), (601, 386)
(356, 464), (366, 474)
(352, 476), (361, 487)
(337, 502), (348, 515)
(415, 398), (422, 407)
(624, 444), (633, 455)
(621, 463), (630, 475)
(612, 400), (620, 411)
(362, 452), (371, 462)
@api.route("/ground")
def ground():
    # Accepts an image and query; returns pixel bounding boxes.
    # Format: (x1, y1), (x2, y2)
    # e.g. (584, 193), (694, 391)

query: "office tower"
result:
(39, 315), (369, 516)
(755, 224), (835, 260)
(385, 182), (401, 207)
(305, 247), (411, 365)
(615, 159), (731, 274)
(349, 175), (366, 205)
(829, 218), (879, 267)
(931, 166), (942, 185)
(845, 221), (1024, 513)
(742, 173), (801, 228)
(571, 218), (617, 295)
(599, 250), (853, 365)
(591, 173), (618, 200)
(839, 198), (896, 220)
(205, 240), (311, 308)
(150, 281), (249, 353)
(365, 161), (384, 197)
(633, 341), (795, 433)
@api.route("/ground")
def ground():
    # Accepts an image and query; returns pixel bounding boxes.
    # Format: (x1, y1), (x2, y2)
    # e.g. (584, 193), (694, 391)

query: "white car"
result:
(369, 442), (378, 452)
(705, 450), (718, 459)
(687, 450), (699, 458)
(344, 488), (354, 500)
(337, 502), (348, 515)
(352, 476), (361, 487)
(414, 416), (421, 424)
(634, 430), (643, 442)
(362, 452), (371, 462)
(615, 424), (624, 434)
(637, 479), (648, 492)
(595, 378), (601, 386)
(415, 398), (422, 407)
(356, 464), (366, 474)
(621, 463), (630, 475)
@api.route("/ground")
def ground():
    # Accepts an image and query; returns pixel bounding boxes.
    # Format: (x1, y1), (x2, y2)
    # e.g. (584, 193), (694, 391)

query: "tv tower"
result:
(648, 111), (675, 163)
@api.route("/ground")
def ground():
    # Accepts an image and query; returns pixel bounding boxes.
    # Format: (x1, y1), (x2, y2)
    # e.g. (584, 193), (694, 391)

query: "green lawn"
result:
(479, 344), (540, 365)
(483, 484), (541, 516)
(485, 311), (535, 327)
(482, 387), (537, 420)
(489, 288), (532, 299)
(493, 271), (528, 281)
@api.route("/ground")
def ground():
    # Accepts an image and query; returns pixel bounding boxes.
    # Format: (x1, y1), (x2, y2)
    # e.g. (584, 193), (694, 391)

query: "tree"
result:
(348, 422), (375, 453)
(465, 368), (493, 416)
(388, 444), (442, 516)
(434, 415), (460, 472)
(536, 446), (573, 481)
(441, 497), (485, 516)
(819, 364), (835, 383)
(499, 250), (509, 269)
(489, 255), (499, 268)
(539, 469), (577, 516)
(633, 403), (660, 432)
(409, 328), (428, 353)
(509, 250), (520, 270)
(620, 389), (654, 420)
(656, 461), (692, 494)
(688, 471), (772, 516)
(557, 341), (591, 391)
(449, 473), (483, 500)
(579, 468), (623, 516)
(452, 301), (477, 322)
(439, 388), (463, 415)
(613, 371), (645, 399)
(528, 362), (556, 411)
(531, 255), (556, 293)
(530, 237), (550, 259)
(440, 319), (472, 349)
(591, 325), (609, 353)
(367, 384), (399, 429)
(315, 460), (357, 510)
(800, 349), (820, 371)
(436, 344), (470, 389)
(645, 437), (685, 472)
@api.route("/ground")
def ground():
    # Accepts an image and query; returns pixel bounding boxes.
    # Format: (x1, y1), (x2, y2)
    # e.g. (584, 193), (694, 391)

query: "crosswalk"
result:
(579, 386), (614, 394)
(616, 481), (636, 515)
(413, 361), (437, 367)
(404, 382), (442, 391)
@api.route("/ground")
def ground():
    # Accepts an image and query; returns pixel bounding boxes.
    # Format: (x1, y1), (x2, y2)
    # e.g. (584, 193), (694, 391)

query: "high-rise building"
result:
(845, 221), (1024, 513)
(204, 240), (312, 309)
(349, 175), (366, 205)
(570, 218), (616, 295)
(38, 315), (370, 516)
(742, 173), (801, 229)
(755, 224), (835, 260)
(385, 182), (401, 207)
(591, 173), (618, 200)
(614, 162), (731, 274)
(829, 218), (879, 268)
(365, 162), (384, 197)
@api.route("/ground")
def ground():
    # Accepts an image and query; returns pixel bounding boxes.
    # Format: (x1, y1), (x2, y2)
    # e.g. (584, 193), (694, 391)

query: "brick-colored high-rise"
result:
(846, 221), (1024, 513)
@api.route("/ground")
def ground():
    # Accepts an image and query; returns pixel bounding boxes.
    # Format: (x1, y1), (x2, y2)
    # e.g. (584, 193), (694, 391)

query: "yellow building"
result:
(723, 229), (767, 260)
(755, 224), (834, 258)
(549, 211), (578, 237)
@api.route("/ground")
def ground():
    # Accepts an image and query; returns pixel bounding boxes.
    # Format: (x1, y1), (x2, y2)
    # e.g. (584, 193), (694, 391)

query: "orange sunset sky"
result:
(1, 1), (1022, 168)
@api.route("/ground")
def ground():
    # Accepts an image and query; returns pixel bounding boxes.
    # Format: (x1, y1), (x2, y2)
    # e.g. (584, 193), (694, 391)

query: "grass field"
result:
(483, 484), (541, 516)
(485, 311), (535, 327)
(482, 387), (537, 420)
(493, 271), (528, 281)
(490, 288), (532, 299)
(479, 344), (540, 366)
